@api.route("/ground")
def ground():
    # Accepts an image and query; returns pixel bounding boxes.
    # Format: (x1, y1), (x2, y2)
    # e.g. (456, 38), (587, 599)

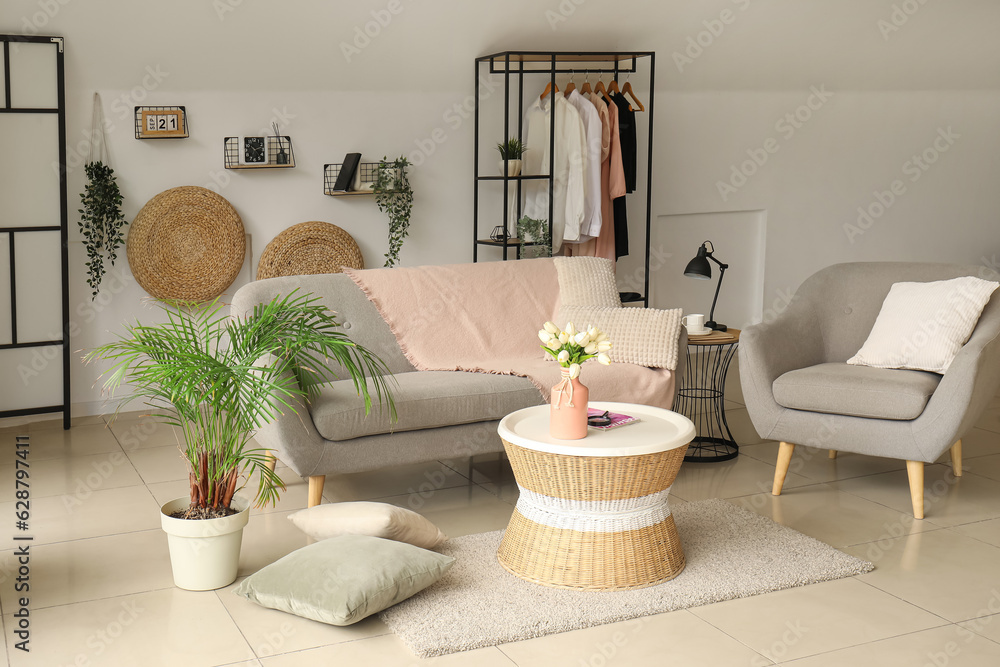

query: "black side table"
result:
(675, 329), (740, 462)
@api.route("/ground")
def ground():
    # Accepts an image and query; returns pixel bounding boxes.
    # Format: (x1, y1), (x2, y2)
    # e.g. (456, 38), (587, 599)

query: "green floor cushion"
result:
(233, 534), (454, 626)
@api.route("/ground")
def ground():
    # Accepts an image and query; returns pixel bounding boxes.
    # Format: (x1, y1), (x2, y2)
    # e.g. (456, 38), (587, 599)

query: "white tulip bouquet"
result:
(538, 321), (612, 379)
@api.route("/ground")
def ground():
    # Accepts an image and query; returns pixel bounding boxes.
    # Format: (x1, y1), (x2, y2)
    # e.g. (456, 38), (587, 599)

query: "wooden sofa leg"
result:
(950, 440), (963, 477)
(773, 442), (795, 496)
(308, 476), (326, 508)
(906, 461), (925, 520)
(829, 450), (837, 459)
(264, 451), (277, 473)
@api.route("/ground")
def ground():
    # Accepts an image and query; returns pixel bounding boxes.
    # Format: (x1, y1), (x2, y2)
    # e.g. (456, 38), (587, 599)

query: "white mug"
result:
(682, 314), (706, 332)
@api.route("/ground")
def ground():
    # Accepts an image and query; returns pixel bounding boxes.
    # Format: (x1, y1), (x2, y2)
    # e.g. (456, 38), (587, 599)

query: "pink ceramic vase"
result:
(550, 368), (589, 440)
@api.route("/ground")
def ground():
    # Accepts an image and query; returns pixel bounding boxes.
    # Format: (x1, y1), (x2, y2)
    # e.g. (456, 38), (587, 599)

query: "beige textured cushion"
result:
(848, 277), (999, 373)
(287, 502), (447, 549)
(558, 304), (683, 370)
(554, 256), (622, 307)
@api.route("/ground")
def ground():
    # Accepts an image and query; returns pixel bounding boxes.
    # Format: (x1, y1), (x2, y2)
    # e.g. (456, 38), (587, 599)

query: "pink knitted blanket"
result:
(344, 259), (676, 409)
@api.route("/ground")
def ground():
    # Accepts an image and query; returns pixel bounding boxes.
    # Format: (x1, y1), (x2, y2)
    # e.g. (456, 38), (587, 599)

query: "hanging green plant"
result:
(78, 161), (127, 299)
(517, 216), (552, 259)
(373, 156), (413, 268)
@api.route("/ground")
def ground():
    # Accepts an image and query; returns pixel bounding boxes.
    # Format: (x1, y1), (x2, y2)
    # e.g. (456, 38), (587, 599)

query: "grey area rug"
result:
(379, 498), (874, 658)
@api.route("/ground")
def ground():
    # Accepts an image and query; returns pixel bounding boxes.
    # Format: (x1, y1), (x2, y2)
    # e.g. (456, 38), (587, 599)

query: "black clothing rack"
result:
(473, 51), (656, 305)
(0, 34), (71, 429)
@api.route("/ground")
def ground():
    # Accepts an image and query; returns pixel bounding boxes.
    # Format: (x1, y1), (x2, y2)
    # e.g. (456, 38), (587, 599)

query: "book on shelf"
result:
(332, 153), (362, 192)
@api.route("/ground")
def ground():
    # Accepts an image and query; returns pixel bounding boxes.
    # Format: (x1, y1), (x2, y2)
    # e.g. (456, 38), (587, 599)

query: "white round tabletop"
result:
(498, 402), (696, 457)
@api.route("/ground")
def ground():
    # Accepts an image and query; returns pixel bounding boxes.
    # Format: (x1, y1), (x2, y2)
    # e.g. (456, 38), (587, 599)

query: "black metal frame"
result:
(473, 51), (656, 305)
(0, 35), (70, 429)
(675, 340), (740, 462)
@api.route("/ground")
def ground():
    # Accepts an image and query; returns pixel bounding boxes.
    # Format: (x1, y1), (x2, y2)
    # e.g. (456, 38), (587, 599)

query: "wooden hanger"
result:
(594, 79), (613, 104)
(580, 72), (592, 95)
(608, 78), (621, 95)
(563, 71), (576, 96)
(540, 81), (559, 100)
(621, 77), (645, 112)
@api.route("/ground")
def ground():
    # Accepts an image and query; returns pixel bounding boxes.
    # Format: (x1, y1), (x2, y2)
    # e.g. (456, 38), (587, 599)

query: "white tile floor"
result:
(4, 385), (1000, 666)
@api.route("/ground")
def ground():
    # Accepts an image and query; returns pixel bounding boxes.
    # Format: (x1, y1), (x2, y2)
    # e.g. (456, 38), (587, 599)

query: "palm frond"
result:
(85, 291), (397, 511)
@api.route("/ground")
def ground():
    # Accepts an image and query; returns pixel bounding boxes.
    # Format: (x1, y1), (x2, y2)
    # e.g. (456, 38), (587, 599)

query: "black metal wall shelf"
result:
(324, 162), (378, 197)
(134, 106), (188, 139)
(223, 136), (295, 169)
(472, 51), (656, 306)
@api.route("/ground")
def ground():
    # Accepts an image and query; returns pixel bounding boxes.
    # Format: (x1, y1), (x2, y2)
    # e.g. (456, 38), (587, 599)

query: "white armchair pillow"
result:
(847, 276), (998, 374)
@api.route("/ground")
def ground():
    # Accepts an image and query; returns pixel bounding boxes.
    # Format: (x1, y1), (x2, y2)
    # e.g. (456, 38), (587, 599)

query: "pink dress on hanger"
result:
(591, 92), (626, 263)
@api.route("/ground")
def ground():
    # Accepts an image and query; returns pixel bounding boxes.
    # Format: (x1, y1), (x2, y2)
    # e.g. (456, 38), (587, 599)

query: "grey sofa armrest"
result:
(253, 387), (325, 477)
(739, 304), (826, 440)
(915, 298), (1000, 451)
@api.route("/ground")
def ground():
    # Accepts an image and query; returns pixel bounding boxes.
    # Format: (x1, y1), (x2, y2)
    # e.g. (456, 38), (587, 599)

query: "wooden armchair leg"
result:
(773, 442), (795, 496)
(264, 451), (277, 473)
(308, 475), (326, 508)
(906, 461), (925, 520)
(950, 440), (963, 477)
(829, 450), (837, 459)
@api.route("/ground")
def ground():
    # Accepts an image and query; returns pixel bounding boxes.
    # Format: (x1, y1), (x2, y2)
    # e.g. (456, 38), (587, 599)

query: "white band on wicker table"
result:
(515, 486), (673, 533)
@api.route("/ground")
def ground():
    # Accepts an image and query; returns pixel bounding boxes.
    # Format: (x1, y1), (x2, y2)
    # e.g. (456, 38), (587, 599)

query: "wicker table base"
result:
(497, 440), (689, 591)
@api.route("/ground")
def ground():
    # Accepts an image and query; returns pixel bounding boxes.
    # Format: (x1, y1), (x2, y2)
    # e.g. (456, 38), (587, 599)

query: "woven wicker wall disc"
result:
(256, 221), (364, 280)
(126, 186), (246, 302)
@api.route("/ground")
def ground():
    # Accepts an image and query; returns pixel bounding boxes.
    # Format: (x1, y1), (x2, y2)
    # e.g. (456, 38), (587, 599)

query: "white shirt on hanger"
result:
(565, 90), (603, 241)
(522, 93), (586, 251)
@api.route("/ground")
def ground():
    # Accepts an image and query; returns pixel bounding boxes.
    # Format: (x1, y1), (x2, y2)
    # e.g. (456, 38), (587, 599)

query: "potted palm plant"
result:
(86, 292), (395, 590)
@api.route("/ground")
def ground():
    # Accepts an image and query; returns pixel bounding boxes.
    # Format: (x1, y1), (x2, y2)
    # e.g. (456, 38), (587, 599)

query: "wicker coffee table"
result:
(497, 402), (695, 591)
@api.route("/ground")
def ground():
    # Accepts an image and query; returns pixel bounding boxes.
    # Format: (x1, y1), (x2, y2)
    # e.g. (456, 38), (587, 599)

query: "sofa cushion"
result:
(773, 362), (941, 421)
(312, 371), (544, 441)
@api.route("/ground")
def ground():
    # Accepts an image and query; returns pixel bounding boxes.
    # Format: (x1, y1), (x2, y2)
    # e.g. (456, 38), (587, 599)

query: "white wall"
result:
(2, 0), (999, 415)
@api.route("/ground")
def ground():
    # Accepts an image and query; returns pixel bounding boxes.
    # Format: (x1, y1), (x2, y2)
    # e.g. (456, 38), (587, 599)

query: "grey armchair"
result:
(739, 262), (1000, 519)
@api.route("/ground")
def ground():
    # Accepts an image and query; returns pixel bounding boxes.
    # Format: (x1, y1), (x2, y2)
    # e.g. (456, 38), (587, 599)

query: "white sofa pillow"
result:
(287, 502), (447, 549)
(847, 276), (998, 374)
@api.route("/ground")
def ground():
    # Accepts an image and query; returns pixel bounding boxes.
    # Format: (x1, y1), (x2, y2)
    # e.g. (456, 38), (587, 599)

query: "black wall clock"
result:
(240, 136), (268, 165)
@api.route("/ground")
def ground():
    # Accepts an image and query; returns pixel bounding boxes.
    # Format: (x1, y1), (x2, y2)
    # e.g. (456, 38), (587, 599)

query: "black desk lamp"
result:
(683, 241), (728, 332)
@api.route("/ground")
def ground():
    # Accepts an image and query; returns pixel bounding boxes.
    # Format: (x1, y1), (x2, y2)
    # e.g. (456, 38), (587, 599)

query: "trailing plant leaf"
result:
(78, 161), (127, 299)
(517, 216), (552, 259)
(85, 291), (397, 513)
(373, 156), (413, 268)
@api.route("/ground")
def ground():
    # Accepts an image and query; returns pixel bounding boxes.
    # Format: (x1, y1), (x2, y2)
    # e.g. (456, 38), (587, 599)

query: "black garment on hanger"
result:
(610, 92), (636, 258)
(611, 93), (637, 193)
(613, 196), (628, 259)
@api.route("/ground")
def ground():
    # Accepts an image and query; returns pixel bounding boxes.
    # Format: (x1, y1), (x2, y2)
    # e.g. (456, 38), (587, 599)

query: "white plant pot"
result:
(499, 159), (522, 177)
(160, 496), (250, 591)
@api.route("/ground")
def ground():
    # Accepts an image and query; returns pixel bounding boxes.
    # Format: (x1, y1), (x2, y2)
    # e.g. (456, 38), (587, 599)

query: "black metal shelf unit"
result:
(473, 51), (656, 306)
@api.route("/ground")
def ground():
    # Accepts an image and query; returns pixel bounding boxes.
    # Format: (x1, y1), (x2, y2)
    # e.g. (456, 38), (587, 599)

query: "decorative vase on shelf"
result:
(550, 368), (589, 440)
(499, 159), (522, 177)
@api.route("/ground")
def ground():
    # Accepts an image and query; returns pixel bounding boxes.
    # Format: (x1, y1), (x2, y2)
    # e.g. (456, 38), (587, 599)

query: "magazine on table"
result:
(587, 408), (639, 430)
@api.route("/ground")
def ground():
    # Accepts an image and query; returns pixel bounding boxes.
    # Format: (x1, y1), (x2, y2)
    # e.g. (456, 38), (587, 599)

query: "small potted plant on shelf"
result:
(86, 292), (395, 591)
(496, 137), (526, 177)
(373, 156), (414, 268)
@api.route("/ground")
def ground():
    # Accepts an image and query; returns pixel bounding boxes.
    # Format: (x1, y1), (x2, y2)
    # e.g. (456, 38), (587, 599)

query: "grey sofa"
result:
(233, 272), (685, 507)
(739, 262), (1000, 519)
